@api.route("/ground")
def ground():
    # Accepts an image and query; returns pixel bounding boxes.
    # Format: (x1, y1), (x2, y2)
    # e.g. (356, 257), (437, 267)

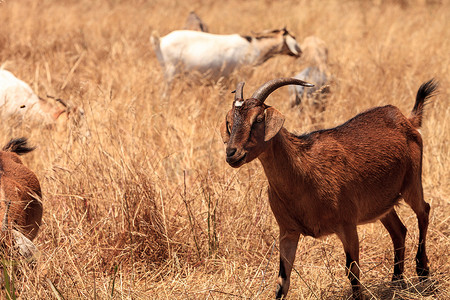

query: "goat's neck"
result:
(258, 128), (309, 188)
(250, 37), (282, 66)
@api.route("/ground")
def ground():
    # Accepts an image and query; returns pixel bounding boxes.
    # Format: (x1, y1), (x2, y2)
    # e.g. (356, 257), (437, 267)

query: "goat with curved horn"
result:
(220, 77), (438, 299)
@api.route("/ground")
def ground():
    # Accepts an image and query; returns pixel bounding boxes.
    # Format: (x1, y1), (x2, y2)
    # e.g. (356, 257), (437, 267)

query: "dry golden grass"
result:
(0, 0), (449, 298)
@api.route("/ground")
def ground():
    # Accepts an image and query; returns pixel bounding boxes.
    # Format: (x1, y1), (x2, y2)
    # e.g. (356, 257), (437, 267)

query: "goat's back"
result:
(302, 105), (422, 171)
(159, 30), (250, 76)
(295, 105), (422, 225)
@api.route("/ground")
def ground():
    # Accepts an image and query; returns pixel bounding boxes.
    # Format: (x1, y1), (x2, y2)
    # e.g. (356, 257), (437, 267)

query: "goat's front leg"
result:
(275, 228), (300, 299)
(337, 225), (362, 299)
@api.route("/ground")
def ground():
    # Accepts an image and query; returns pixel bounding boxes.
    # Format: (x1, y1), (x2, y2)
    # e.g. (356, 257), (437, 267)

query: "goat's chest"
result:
(267, 184), (337, 238)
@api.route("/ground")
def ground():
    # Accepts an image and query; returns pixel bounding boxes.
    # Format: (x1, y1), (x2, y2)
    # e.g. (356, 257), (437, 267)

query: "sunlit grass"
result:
(0, 0), (448, 298)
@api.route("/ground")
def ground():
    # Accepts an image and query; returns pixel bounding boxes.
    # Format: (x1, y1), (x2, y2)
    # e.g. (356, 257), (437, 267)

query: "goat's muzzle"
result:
(226, 148), (247, 168)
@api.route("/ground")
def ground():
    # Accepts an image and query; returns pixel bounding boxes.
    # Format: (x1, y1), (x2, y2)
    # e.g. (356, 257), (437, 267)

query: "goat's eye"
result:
(227, 121), (232, 133)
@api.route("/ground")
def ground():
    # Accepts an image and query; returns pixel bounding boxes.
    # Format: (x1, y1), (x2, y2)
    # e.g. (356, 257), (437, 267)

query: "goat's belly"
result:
(184, 60), (237, 77)
(356, 193), (402, 224)
(292, 216), (336, 238)
(269, 201), (336, 238)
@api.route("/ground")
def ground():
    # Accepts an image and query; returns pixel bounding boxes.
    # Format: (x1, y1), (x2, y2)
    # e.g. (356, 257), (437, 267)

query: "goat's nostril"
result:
(226, 148), (237, 158)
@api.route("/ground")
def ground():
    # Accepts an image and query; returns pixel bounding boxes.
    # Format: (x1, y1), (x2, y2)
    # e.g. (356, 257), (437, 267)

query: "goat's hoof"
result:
(390, 276), (406, 289)
(417, 267), (430, 280)
(351, 287), (365, 300)
(275, 284), (283, 299)
(352, 293), (366, 300)
(391, 273), (404, 282)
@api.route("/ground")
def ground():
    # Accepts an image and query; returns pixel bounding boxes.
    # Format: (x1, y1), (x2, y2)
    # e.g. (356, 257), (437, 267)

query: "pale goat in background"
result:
(0, 69), (89, 137)
(289, 36), (330, 107)
(150, 28), (302, 96)
(183, 11), (208, 32)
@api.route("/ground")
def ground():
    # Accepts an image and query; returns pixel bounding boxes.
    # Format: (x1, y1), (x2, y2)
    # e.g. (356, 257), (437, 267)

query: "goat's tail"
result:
(2, 137), (36, 155)
(409, 79), (439, 128)
(150, 30), (165, 68)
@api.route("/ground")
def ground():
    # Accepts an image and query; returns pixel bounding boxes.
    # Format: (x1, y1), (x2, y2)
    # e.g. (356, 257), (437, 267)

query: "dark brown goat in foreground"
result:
(220, 78), (438, 299)
(0, 138), (42, 258)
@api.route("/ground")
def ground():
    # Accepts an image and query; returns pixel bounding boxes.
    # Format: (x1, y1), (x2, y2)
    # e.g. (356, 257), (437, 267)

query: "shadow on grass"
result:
(334, 277), (440, 300)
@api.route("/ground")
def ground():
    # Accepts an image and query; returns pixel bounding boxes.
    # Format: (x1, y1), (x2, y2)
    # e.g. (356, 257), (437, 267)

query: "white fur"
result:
(235, 100), (244, 107)
(0, 69), (54, 123)
(0, 69), (90, 138)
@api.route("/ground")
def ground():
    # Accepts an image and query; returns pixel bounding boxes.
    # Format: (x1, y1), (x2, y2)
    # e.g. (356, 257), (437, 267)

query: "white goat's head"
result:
(253, 28), (302, 59)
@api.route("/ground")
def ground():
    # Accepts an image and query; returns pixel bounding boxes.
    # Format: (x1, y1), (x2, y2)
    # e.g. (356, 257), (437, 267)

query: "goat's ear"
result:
(220, 119), (230, 144)
(264, 107), (285, 142)
(285, 35), (301, 56)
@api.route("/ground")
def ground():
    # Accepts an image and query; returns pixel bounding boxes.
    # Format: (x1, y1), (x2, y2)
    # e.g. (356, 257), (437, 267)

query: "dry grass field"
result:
(0, 0), (449, 299)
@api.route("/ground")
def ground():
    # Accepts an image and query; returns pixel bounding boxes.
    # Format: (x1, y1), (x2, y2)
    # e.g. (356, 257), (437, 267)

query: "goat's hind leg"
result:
(403, 182), (430, 279)
(415, 200), (430, 279)
(380, 209), (407, 282)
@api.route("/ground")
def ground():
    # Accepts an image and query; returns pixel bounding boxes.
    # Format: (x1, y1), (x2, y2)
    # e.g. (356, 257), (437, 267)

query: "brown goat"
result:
(0, 138), (42, 258)
(220, 78), (438, 299)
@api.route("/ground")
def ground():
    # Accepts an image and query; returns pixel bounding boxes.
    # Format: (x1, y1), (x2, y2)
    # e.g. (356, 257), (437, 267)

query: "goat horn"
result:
(251, 78), (314, 103)
(47, 94), (68, 108)
(233, 82), (245, 100)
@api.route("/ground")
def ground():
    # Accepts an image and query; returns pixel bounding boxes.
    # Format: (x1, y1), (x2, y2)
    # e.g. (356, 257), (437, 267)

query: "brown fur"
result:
(221, 79), (438, 299)
(0, 138), (42, 248)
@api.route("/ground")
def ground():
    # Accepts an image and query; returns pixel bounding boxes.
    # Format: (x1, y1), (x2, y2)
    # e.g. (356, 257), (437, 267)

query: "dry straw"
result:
(0, 0), (448, 298)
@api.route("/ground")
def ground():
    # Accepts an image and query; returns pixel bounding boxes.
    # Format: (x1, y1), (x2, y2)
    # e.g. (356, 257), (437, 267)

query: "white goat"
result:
(0, 69), (89, 137)
(150, 28), (301, 94)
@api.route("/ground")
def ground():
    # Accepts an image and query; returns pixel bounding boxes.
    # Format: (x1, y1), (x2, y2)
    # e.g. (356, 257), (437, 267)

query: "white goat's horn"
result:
(251, 78), (314, 103)
(47, 94), (68, 108)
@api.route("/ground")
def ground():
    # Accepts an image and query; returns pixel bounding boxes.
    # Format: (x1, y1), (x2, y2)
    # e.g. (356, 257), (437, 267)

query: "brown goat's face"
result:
(221, 99), (285, 168)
